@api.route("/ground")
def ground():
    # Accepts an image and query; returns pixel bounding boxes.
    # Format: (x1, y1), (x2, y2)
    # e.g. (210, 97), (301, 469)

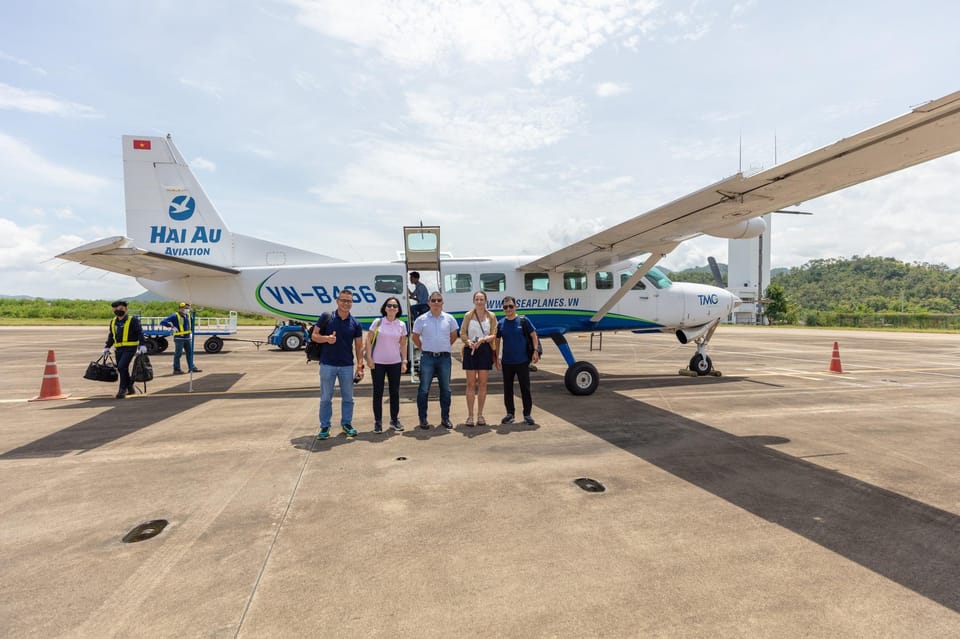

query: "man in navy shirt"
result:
(495, 295), (540, 425)
(313, 289), (365, 439)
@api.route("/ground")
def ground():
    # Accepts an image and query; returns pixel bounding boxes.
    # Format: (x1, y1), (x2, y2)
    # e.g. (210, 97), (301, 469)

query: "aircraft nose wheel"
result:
(689, 353), (713, 375)
(564, 361), (599, 395)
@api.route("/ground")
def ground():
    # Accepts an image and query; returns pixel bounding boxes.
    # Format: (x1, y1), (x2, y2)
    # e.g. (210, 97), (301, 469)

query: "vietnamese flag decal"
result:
(133, 139), (152, 150)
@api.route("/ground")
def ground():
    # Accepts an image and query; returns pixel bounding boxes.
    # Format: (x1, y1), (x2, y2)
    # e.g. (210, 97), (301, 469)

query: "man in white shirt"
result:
(412, 292), (459, 429)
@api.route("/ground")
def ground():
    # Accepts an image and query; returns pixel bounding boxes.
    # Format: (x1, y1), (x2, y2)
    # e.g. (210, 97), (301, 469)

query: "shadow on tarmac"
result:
(533, 370), (960, 613)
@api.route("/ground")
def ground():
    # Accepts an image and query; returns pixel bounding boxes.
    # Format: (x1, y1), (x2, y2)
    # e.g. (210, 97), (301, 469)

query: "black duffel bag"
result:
(84, 353), (118, 383)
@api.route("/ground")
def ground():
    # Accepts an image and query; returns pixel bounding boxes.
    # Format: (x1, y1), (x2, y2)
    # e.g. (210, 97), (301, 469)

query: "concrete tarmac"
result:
(2, 326), (960, 638)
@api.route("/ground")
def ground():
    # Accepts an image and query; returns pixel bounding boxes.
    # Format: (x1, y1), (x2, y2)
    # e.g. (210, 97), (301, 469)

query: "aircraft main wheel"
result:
(144, 338), (160, 355)
(564, 361), (599, 396)
(156, 337), (169, 352)
(689, 353), (713, 376)
(204, 336), (224, 354)
(282, 332), (304, 351)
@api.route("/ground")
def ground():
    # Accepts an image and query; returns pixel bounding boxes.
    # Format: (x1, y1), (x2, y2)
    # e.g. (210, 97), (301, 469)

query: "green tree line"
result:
(0, 298), (275, 324)
(672, 256), (960, 328)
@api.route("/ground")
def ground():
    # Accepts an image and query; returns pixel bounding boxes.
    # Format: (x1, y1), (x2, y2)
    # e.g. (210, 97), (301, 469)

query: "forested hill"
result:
(771, 257), (960, 313)
(670, 256), (960, 313)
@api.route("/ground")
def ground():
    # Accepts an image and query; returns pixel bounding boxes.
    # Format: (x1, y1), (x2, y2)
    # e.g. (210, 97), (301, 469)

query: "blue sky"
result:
(2, 0), (959, 299)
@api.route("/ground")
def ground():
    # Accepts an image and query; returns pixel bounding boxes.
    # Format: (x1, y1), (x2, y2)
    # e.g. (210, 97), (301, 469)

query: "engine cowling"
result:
(705, 217), (766, 239)
(676, 323), (714, 345)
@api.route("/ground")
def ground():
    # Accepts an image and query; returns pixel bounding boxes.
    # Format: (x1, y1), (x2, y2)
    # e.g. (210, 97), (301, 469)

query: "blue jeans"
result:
(319, 364), (355, 428)
(173, 337), (195, 371)
(417, 353), (451, 422)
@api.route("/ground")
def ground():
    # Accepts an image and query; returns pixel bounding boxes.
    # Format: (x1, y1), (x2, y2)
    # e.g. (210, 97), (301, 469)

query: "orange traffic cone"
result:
(30, 349), (70, 401)
(828, 341), (843, 374)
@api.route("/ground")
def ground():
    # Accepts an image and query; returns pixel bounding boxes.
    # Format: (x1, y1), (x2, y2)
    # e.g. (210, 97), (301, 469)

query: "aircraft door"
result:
(403, 225), (442, 381)
(619, 271), (658, 322)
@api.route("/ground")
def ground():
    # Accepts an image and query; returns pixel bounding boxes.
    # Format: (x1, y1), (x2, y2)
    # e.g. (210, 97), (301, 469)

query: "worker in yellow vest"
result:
(103, 300), (146, 399)
(160, 302), (202, 375)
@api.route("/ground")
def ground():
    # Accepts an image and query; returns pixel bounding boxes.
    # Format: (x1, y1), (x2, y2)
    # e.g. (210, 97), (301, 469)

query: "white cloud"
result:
(0, 83), (99, 118)
(0, 132), (110, 193)
(595, 82), (628, 97)
(0, 51), (47, 75)
(178, 77), (223, 100)
(288, 0), (663, 83)
(405, 89), (583, 152)
(190, 157), (217, 172)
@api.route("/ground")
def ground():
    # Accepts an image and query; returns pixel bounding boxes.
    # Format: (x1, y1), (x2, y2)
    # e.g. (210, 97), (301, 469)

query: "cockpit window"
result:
(645, 267), (673, 289)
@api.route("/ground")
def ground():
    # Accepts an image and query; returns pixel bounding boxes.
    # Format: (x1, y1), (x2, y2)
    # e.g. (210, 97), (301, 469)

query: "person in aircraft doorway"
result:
(160, 302), (202, 375)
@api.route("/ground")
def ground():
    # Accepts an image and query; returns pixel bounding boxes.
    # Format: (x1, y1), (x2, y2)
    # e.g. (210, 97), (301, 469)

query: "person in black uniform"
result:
(103, 300), (146, 399)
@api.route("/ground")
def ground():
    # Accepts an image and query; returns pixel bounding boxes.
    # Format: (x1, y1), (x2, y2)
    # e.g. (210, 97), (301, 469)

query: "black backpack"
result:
(305, 312), (332, 363)
(520, 316), (543, 361)
(132, 353), (154, 382)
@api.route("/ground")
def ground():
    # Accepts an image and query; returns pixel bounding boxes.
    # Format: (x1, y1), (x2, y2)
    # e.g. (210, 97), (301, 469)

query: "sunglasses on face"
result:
(385, 304), (399, 308)
(502, 304), (516, 309)
(429, 299), (443, 303)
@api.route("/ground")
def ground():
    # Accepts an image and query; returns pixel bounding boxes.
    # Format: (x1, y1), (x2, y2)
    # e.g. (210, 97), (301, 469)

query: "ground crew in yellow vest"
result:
(103, 300), (147, 399)
(160, 302), (203, 375)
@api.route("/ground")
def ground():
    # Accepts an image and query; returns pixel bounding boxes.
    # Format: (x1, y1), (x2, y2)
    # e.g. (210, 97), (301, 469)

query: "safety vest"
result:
(111, 316), (139, 347)
(172, 312), (191, 337)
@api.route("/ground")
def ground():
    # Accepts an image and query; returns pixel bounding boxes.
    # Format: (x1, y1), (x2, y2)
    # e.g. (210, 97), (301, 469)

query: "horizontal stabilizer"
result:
(57, 236), (240, 280)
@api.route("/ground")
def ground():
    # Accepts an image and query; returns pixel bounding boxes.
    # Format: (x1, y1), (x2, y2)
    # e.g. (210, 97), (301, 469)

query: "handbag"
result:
(84, 353), (118, 383)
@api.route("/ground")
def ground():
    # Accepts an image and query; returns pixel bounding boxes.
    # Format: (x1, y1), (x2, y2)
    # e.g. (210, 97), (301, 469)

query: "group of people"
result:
(102, 300), (201, 399)
(311, 284), (541, 440)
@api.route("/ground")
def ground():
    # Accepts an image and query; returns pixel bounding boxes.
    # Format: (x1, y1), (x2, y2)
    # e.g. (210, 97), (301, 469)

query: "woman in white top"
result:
(461, 290), (498, 426)
(364, 296), (408, 433)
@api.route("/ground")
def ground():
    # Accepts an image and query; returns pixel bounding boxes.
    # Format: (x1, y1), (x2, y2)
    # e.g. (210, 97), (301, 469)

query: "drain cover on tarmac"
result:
(574, 478), (605, 493)
(122, 519), (168, 543)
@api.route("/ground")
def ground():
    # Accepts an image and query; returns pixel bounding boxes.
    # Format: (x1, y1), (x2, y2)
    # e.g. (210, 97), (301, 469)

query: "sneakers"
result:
(115, 391), (126, 399)
(173, 370), (185, 375)
(373, 421), (383, 434)
(190, 367), (202, 373)
(501, 414), (515, 424)
(523, 415), (535, 425)
(390, 420), (404, 432)
(441, 419), (454, 430)
(317, 427), (330, 440)
(342, 425), (357, 437)
(419, 420), (430, 430)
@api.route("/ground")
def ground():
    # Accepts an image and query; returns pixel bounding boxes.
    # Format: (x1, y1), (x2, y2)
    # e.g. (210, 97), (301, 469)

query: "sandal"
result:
(477, 416), (487, 426)
(465, 416), (475, 427)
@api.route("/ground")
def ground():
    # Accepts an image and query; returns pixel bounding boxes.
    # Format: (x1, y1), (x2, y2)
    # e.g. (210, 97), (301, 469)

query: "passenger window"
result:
(563, 272), (587, 291)
(374, 275), (404, 294)
(443, 273), (473, 294)
(480, 273), (506, 292)
(595, 271), (613, 290)
(620, 273), (646, 290)
(524, 273), (550, 291)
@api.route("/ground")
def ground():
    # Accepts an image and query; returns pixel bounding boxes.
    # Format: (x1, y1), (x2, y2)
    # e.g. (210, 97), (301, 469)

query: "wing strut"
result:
(589, 248), (673, 323)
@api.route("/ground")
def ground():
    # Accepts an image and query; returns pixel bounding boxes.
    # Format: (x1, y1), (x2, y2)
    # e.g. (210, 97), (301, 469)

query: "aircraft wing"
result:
(522, 90), (960, 272)
(57, 236), (240, 280)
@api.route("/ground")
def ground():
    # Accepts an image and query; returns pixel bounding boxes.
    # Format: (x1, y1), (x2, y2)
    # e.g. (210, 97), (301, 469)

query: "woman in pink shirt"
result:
(364, 296), (408, 433)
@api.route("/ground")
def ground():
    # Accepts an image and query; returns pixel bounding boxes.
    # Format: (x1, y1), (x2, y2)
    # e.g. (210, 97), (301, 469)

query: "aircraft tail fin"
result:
(123, 135), (234, 266)
(122, 135), (339, 269)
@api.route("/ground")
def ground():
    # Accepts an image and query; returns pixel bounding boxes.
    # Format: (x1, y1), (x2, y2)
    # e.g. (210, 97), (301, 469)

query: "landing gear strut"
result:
(549, 334), (601, 396)
(679, 322), (722, 377)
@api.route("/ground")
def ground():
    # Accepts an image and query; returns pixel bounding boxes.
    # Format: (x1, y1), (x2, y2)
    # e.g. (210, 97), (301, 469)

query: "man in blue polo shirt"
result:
(313, 289), (365, 439)
(412, 292), (459, 429)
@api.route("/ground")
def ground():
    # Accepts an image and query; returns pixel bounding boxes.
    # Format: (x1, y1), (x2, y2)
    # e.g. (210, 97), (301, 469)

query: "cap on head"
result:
(179, 302), (190, 308)
(111, 300), (128, 309)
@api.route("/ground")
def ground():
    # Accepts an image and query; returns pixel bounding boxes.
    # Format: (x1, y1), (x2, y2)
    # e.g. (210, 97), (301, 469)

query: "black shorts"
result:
(462, 342), (494, 370)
